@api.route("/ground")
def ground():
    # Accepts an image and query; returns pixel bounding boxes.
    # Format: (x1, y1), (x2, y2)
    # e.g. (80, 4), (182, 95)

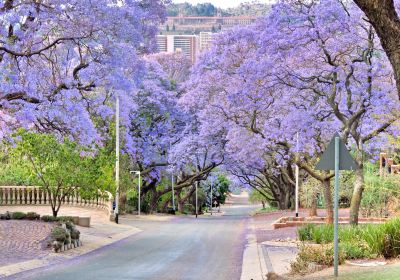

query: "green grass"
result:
(297, 218), (400, 262)
(251, 206), (278, 215)
(318, 263), (400, 280)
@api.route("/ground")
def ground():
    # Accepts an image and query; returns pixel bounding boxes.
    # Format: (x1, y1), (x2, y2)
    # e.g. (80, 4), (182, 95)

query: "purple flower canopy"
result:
(1, 0), (400, 192)
(0, 0), (166, 146)
(182, 0), (400, 187)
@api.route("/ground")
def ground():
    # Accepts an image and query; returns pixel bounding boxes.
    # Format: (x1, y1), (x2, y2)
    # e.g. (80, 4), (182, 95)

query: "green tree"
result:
(204, 174), (230, 207)
(249, 190), (268, 209)
(14, 131), (98, 217)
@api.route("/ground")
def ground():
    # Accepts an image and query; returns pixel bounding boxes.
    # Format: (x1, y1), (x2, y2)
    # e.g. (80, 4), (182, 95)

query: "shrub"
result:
(41, 215), (74, 223)
(290, 256), (309, 275)
(51, 227), (67, 243)
(70, 228), (80, 240)
(26, 212), (40, 220)
(65, 221), (74, 230)
(361, 224), (385, 256)
(296, 218), (400, 263)
(11, 212), (27, 220)
(380, 218), (400, 258)
(0, 212), (11, 220)
(341, 241), (374, 259)
(64, 231), (71, 244)
(299, 243), (343, 266)
(298, 224), (315, 241)
(312, 225), (334, 244)
(41, 215), (58, 222)
(58, 216), (74, 223)
(291, 244), (345, 275)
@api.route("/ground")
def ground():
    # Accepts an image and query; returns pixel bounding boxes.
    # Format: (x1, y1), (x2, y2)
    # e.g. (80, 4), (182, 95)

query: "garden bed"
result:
(290, 218), (400, 276)
(272, 216), (387, 229)
(0, 211), (82, 253)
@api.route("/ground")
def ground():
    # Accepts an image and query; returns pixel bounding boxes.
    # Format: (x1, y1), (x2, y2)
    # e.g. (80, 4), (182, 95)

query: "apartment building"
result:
(156, 35), (200, 63)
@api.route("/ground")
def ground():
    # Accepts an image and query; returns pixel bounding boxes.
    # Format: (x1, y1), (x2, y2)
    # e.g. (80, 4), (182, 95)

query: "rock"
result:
(52, 241), (62, 253)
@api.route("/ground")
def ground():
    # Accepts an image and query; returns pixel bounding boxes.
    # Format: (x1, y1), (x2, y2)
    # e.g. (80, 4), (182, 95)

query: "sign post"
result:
(316, 133), (358, 278)
(334, 136), (339, 277)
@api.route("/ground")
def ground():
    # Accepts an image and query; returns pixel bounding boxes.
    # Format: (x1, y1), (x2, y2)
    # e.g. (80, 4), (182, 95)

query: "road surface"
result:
(13, 194), (257, 280)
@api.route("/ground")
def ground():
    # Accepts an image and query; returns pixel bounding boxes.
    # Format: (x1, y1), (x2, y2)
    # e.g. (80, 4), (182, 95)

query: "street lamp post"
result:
(195, 181), (198, 218)
(295, 132), (300, 218)
(130, 171), (141, 216)
(210, 181), (213, 216)
(115, 94), (120, 224)
(171, 170), (175, 211)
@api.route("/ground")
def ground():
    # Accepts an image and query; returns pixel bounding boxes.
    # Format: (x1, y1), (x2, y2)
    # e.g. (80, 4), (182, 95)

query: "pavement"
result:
(1, 193), (259, 280)
(0, 206), (141, 278)
(0, 194), (307, 280)
(0, 220), (54, 267)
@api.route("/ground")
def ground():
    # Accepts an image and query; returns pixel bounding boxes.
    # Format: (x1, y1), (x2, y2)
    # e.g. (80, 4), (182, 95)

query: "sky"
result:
(172, 0), (276, 9)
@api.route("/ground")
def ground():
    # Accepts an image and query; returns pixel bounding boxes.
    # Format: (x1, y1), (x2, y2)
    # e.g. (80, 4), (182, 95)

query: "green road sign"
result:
(315, 133), (358, 171)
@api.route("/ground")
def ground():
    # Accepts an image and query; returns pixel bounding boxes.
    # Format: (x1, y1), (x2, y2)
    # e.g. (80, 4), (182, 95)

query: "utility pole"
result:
(115, 94), (120, 224)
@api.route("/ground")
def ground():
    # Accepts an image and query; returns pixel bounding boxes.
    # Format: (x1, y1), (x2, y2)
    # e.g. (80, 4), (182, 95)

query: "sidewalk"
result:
(240, 208), (355, 280)
(0, 205), (141, 278)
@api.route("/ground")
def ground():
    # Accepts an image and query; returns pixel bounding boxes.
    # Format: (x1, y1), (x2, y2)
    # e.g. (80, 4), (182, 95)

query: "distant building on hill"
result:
(156, 16), (258, 64)
(162, 16), (257, 34)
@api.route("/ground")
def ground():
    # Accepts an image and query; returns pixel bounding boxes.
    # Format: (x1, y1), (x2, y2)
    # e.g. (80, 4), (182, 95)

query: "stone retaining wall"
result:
(272, 216), (388, 229)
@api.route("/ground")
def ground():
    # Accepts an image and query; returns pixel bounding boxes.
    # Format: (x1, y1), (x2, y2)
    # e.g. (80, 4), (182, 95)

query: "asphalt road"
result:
(15, 195), (257, 280)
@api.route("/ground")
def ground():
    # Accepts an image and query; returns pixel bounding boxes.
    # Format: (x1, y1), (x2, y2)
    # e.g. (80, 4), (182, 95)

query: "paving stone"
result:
(0, 220), (53, 266)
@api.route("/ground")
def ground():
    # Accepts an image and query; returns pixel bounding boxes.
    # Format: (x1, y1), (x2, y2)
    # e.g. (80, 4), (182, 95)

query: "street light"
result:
(130, 170), (141, 216)
(115, 94), (120, 224)
(210, 180), (213, 216)
(195, 181), (198, 218)
(295, 132), (300, 218)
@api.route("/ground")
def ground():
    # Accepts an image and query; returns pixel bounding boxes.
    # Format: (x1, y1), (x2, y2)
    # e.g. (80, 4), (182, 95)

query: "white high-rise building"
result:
(156, 35), (200, 63)
(199, 32), (214, 51)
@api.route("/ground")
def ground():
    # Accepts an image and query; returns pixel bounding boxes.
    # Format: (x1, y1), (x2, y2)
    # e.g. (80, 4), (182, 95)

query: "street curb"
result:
(240, 222), (267, 280)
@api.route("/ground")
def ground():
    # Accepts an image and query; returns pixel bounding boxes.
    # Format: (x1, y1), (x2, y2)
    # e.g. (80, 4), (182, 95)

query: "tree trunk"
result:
(277, 190), (291, 210)
(284, 191), (291, 209)
(149, 188), (158, 213)
(353, 0), (400, 99)
(52, 209), (58, 217)
(160, 197), (171, 213)
(309, 189), (318, 217)
(349, 167), (365, 225)
(322, 179), (333, 224)
(176, 189), (184, 212)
